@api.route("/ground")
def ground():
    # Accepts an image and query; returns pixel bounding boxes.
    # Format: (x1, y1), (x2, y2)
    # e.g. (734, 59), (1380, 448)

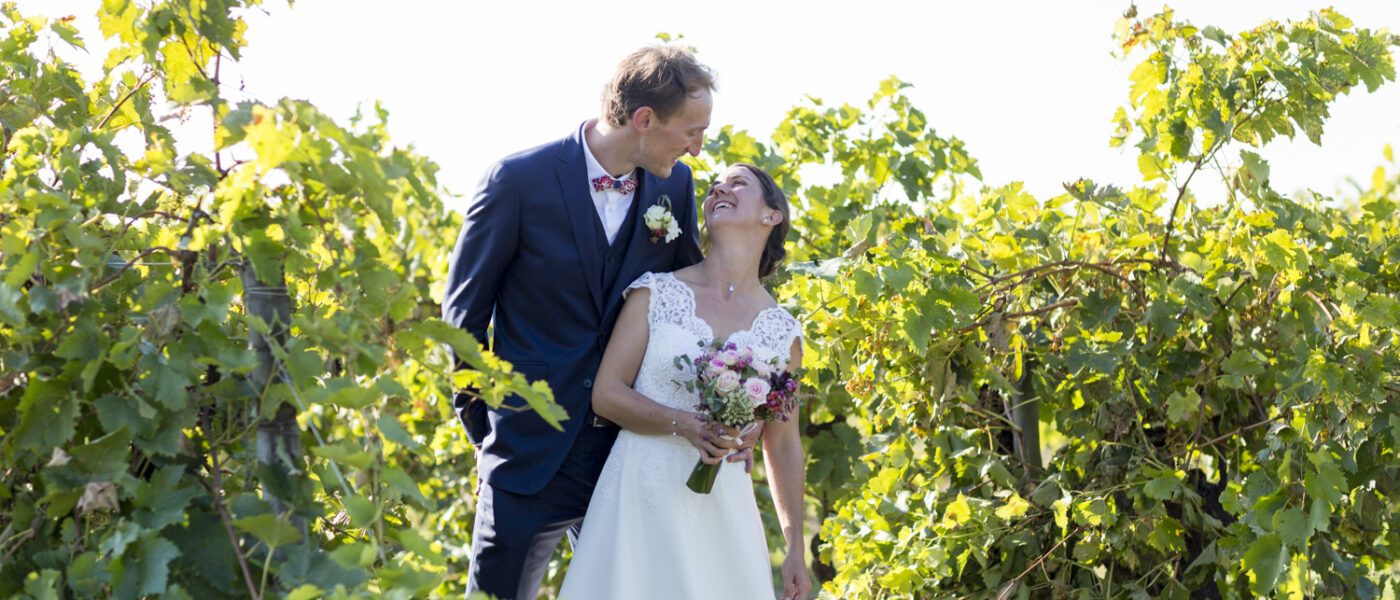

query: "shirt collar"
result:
(581, 119), (633, 186)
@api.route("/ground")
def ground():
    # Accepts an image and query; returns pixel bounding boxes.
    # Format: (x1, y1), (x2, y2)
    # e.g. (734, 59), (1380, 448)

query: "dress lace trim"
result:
(624, 271), (800, 364)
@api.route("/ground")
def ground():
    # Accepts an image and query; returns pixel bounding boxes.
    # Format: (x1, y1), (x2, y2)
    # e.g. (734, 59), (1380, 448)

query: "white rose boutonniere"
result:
(644, 195), (681, 244)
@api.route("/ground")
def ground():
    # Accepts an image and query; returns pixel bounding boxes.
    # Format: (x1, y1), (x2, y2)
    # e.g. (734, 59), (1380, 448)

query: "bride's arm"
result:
(593, 289), (739, 463)
(763, 338), (812, 600)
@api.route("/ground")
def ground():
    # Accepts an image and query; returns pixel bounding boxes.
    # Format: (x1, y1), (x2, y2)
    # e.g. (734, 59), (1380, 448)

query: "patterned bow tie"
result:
(591, 174), (638, 194)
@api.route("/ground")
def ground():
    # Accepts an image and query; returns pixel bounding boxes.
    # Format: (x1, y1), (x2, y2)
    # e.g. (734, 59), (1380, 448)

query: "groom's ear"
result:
(631, 106), (657, 132)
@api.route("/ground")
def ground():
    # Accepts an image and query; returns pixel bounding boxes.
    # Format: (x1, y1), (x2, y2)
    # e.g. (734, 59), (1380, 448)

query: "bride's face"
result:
(703, 166), (775, 231)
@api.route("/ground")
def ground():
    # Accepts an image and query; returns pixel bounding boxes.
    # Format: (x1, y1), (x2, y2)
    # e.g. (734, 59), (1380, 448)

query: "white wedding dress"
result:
(558, 271), (802, 600)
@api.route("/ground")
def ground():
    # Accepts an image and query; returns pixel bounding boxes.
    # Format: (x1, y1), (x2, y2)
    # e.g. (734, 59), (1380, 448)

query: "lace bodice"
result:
(590, 271), (803, 510)
(623, 271), (802, 413)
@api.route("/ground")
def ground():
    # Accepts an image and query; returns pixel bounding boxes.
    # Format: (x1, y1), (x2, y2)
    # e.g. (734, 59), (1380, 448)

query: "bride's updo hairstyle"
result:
(734, 163), (791, 279)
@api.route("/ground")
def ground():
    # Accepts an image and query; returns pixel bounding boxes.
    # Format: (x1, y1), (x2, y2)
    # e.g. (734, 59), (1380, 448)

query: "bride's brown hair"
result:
(733, 163), (791, 279)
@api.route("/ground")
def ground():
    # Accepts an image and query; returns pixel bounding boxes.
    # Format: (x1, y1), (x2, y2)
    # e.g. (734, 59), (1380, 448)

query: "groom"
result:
(444, 46), (740, 599)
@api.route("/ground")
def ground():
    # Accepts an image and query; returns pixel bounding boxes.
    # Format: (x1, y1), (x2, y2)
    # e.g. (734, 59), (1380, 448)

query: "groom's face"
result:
(636, 88), (712, 178)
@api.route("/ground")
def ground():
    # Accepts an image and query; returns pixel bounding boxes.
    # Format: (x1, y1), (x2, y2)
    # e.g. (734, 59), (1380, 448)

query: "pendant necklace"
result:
(702, 262), (759, 298)
(721, 277), (760, 298)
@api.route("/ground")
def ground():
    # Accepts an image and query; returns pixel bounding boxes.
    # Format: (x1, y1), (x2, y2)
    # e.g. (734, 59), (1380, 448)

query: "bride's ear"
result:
(762, 212), (783, 226)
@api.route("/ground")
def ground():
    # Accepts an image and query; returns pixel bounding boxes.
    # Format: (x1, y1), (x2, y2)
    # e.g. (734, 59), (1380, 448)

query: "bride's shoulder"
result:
(668, 265), (702, 285)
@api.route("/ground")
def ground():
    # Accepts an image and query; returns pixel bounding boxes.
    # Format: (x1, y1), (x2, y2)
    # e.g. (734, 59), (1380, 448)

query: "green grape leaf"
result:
(1166, 390), (1200, 424)
(343, 494), (378, 528)
(232, 514), (303, 548)
(380, 465), (429, 506)
(1274, 507), (1311, 548)
(1243, 534), (1286, 596)
(1144, 469), (1184, 501)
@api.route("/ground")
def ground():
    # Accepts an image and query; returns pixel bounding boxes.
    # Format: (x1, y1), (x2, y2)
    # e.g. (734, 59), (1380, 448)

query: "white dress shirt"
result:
(581, 120), (635, 245)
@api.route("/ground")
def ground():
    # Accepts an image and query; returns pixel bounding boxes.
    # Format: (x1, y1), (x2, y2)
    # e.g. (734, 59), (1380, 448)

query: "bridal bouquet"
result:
(674, 341), (801, 493)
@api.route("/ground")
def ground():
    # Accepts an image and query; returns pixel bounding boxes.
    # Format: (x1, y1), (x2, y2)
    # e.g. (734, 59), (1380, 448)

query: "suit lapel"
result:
(556, 133), (604, 315)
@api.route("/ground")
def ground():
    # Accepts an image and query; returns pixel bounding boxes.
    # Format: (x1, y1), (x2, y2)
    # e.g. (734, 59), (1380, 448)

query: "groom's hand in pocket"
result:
(728, 422), (764, 473)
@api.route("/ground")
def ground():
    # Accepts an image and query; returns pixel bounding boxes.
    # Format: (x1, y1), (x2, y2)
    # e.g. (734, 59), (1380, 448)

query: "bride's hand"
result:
(778, 552), (811, 600)
(680, 416), (741, 464)
(726, 421), (764, 473)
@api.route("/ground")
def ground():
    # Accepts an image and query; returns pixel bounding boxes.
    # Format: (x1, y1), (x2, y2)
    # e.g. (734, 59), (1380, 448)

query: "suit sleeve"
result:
(443, 161), (520, 370)
(442, 162), (519, 440)
(673, 169), (704, 269)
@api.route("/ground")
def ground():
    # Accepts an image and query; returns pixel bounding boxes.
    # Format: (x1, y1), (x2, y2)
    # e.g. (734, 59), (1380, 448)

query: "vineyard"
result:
(3, 2), (1400, 599)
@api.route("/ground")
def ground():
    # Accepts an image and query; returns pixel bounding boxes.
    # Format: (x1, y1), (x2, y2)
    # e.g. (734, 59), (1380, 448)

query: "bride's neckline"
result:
(665, 272), (782, 346)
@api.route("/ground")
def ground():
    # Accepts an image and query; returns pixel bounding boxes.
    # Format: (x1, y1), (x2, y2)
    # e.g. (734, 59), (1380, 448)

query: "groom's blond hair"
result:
(602, 46), (715, 128)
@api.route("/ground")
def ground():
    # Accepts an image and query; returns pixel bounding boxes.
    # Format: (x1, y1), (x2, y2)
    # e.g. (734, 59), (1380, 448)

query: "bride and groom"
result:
(442, 46), (812, 599)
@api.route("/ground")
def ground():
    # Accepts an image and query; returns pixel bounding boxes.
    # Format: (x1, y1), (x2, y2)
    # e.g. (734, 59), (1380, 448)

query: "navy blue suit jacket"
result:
(443, 124), (704, 495)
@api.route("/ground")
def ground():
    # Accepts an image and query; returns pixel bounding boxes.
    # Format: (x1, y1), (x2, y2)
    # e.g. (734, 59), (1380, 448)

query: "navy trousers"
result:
(466, 423), (616, 600)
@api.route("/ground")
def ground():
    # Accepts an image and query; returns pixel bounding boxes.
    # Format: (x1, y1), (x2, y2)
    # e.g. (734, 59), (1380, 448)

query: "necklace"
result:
(701, 263), (760, 297)
(723, 278), (759, 294)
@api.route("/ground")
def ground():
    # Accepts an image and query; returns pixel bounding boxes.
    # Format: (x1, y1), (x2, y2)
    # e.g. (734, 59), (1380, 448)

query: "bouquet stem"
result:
(686, 459), (720, 494)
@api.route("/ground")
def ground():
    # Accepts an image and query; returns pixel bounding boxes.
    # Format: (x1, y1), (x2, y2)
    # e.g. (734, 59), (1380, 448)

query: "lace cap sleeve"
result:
(624, 271), (682, 330)
(623, 271), (695, 331)
(776, 310), (804, 365)
(623, 271), (660, 299)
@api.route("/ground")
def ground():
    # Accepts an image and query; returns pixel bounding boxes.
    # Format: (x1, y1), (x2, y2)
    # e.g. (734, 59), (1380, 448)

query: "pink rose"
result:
(706, 358), (728, 378)
(744, 377), (771, 405)
(714, 370), (741, 393)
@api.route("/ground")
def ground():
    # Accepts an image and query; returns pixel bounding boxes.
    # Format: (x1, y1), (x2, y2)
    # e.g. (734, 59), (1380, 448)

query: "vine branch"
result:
(1158, 157), (1205, 265)
(201, 411), (262, 600)
(90, 246), (179, 292)
(96, 70), (157, 131)
(998, 527), (1081, 599)
(1173, 410), (1290, 460)
(975, 259), (1147, 301)
(952, 299), (1079, 335)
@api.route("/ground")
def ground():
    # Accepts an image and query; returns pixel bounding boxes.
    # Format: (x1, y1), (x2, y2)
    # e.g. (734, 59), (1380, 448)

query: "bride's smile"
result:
(703, 167), (768, 225)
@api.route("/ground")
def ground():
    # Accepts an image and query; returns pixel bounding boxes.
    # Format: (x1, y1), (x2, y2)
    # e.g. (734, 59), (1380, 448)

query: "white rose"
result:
(750, 359), (771, 377)
(714, 370), (741, 393)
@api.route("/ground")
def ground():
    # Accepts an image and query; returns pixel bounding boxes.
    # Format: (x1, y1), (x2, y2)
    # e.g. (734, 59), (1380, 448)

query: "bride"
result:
(558, 163), (811, 600)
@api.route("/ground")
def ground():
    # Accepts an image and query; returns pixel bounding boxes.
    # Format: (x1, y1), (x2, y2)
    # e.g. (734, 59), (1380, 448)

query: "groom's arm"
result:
(442, 161), (520, 432)
(444, 161), (519, 345)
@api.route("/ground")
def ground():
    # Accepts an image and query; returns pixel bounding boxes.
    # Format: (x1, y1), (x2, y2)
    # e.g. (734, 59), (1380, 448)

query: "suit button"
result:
(606, 256), (614, 263)
(583, 379), (593, 389)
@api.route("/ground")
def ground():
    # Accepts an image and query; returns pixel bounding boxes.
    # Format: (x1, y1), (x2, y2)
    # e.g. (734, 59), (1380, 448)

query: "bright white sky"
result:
(17, 1), (1400, 212)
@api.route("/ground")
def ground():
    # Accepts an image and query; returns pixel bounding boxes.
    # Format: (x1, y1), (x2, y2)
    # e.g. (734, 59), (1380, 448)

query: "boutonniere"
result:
(643, 194), (682, 244)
